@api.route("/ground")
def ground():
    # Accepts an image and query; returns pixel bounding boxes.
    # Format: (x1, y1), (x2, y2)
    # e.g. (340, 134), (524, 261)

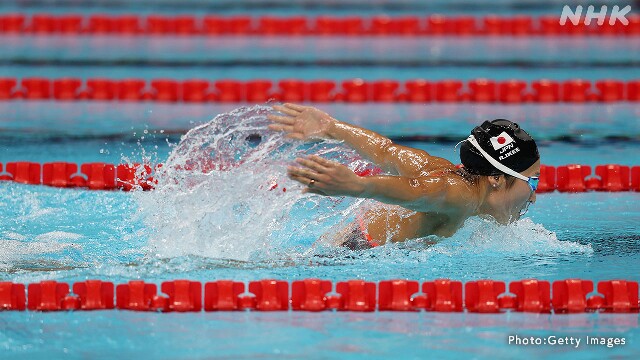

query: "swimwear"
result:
(341, 216), (380, 250)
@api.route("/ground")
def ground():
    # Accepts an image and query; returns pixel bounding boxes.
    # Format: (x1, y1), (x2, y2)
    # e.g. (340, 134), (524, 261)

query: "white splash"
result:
(429, 217), (593, 256)
(134, 105), (367, 261)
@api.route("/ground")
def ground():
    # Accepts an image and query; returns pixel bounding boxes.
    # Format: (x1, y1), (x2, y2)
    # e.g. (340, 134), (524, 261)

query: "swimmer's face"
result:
(505, 160), (541, 222)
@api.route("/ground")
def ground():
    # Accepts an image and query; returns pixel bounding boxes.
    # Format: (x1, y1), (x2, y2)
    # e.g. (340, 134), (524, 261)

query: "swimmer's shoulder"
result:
(420, 163), (461, 178)
(419, 165), (481, 210)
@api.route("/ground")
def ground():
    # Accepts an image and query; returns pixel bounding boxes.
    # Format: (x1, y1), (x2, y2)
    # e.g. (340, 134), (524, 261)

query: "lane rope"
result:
(1, 278), (638, 313)
(1, 161), (639, 192)
(1, 14), (638, 37)
(1, 78), (639, 103)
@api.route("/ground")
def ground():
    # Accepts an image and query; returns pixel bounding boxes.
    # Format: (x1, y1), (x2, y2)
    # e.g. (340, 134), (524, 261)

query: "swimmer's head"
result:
(459, 119), (539, 176)
(459, 119), (540, 223)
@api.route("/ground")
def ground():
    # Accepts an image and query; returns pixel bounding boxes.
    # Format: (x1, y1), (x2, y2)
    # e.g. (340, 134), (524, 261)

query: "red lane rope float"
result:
(1, 78), (639, 103)
(1, 14), (639, 36)
(0, 162), (158, 191)
(1, 162), (640, 193)
(1, 279), (638, 313)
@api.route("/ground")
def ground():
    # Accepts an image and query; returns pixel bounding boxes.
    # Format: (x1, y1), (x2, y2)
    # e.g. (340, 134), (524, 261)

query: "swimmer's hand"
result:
(287, 155), (365, 196)
(268, 103), (336, 141)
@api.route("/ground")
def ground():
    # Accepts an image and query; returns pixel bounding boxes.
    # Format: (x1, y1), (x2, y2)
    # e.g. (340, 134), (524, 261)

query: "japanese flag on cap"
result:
(490, 131), (514, 150)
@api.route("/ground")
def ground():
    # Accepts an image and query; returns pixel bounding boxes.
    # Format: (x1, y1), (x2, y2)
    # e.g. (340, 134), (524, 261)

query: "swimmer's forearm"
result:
(358, 176), (438, 211)
(327, 120), (396, 171)
(327, 120), (438, 177)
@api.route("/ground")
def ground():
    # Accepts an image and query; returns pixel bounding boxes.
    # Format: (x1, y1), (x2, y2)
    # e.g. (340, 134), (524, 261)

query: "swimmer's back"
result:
(363, 165), (472, 244)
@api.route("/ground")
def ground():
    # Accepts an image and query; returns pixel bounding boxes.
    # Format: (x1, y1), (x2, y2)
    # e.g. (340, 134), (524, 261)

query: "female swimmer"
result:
(268, 103), (540, 249)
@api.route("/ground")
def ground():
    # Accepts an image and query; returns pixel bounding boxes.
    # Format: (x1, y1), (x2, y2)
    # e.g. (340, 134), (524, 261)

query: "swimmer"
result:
(268, 103), (540, 249)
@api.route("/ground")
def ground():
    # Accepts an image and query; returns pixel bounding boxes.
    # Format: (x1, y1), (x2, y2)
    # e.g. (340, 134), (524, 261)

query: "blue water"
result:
(1, 1), (640, 359)
(1, 312), (637, 359)
(1, 103), (639, 140)
(2, 36), (638, 67)
(4, 63), (637, 82)
(1, 111), (639, 358)
(1, 160), (639, 284)
(2, 136), (640, 167)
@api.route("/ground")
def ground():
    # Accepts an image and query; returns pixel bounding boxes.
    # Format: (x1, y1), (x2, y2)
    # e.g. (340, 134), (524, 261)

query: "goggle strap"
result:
(466, 135), (530, 182)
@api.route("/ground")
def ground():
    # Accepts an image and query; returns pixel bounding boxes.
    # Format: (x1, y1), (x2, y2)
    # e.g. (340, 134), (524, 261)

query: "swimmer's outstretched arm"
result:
(268, 103), (452, 177)
(288, 155), (472, 213)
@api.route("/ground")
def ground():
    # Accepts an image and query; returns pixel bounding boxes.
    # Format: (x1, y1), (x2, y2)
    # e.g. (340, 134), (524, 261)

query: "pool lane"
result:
(1, 102), (638, 139)
(2, 36), (638, 66)
(2, 64), (638, 82)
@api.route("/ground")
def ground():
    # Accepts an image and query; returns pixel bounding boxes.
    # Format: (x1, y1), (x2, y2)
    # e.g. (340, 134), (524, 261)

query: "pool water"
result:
(1, 1), (640, 359)
(1, 106), (639, 358)
(1, 311), (636, 359)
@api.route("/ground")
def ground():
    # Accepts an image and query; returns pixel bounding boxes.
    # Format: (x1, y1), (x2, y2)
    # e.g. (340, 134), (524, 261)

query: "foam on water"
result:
(0, 233), (82, 270)
(298, 216), (592, 268)
(433, 217), (592, 256)
(34, 231), (83, 242)
(133, 105), (592, 264)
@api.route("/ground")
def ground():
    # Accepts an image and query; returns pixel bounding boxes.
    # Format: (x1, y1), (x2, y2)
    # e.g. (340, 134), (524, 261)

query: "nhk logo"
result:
(559, 5), (632, 25)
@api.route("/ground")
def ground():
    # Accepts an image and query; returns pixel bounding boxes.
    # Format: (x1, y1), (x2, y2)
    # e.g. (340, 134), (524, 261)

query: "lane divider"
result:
(1, 78), (639, 103)
(1, 279), (638, 313)
(1, 161), (639, 193)
(1, 14), (639, 36)
(0, 162), (158, 191)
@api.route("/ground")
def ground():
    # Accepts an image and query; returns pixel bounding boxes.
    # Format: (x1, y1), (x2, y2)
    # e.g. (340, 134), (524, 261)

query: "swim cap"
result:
(459, 119), (539, 176)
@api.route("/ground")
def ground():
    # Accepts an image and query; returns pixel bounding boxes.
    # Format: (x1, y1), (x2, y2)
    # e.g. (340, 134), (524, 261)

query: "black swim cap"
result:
(459, 119), (539, 176)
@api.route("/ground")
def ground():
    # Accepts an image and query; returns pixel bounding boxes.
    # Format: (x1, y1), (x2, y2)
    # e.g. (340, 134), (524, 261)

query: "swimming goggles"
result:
(465, 135), (539, 193)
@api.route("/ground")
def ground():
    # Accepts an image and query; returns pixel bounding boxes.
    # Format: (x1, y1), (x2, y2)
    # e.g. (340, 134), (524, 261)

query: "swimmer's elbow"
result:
(380, 139), (393, 153)
(380, 140), (395, 160)
(376, 140), (399, 173)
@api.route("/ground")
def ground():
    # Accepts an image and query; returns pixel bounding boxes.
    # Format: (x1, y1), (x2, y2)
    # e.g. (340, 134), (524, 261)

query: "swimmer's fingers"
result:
(307, 155), (340, 168)
(286, 133), (305, 140)
(289, 173), (325, 192)
(288, 173), (309, 185)
(268, 124), (305, 140)
(268, 115), (305, 139)
(267, 114), (295, 125)
(267, 123), (294, 132)
(295, 157), (328, 173)
(273, 104), (301, 116)
(287, 166), (321, 181)
(282, 103), (309, 112)
(290, 174), (328, 194)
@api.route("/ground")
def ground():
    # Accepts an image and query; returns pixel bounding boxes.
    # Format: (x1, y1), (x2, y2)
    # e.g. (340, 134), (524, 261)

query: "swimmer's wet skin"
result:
(268, 103), (540, 247)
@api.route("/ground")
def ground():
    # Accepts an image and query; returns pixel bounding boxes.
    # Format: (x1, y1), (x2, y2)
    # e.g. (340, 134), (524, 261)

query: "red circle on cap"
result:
(497, 136), (506, 144)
